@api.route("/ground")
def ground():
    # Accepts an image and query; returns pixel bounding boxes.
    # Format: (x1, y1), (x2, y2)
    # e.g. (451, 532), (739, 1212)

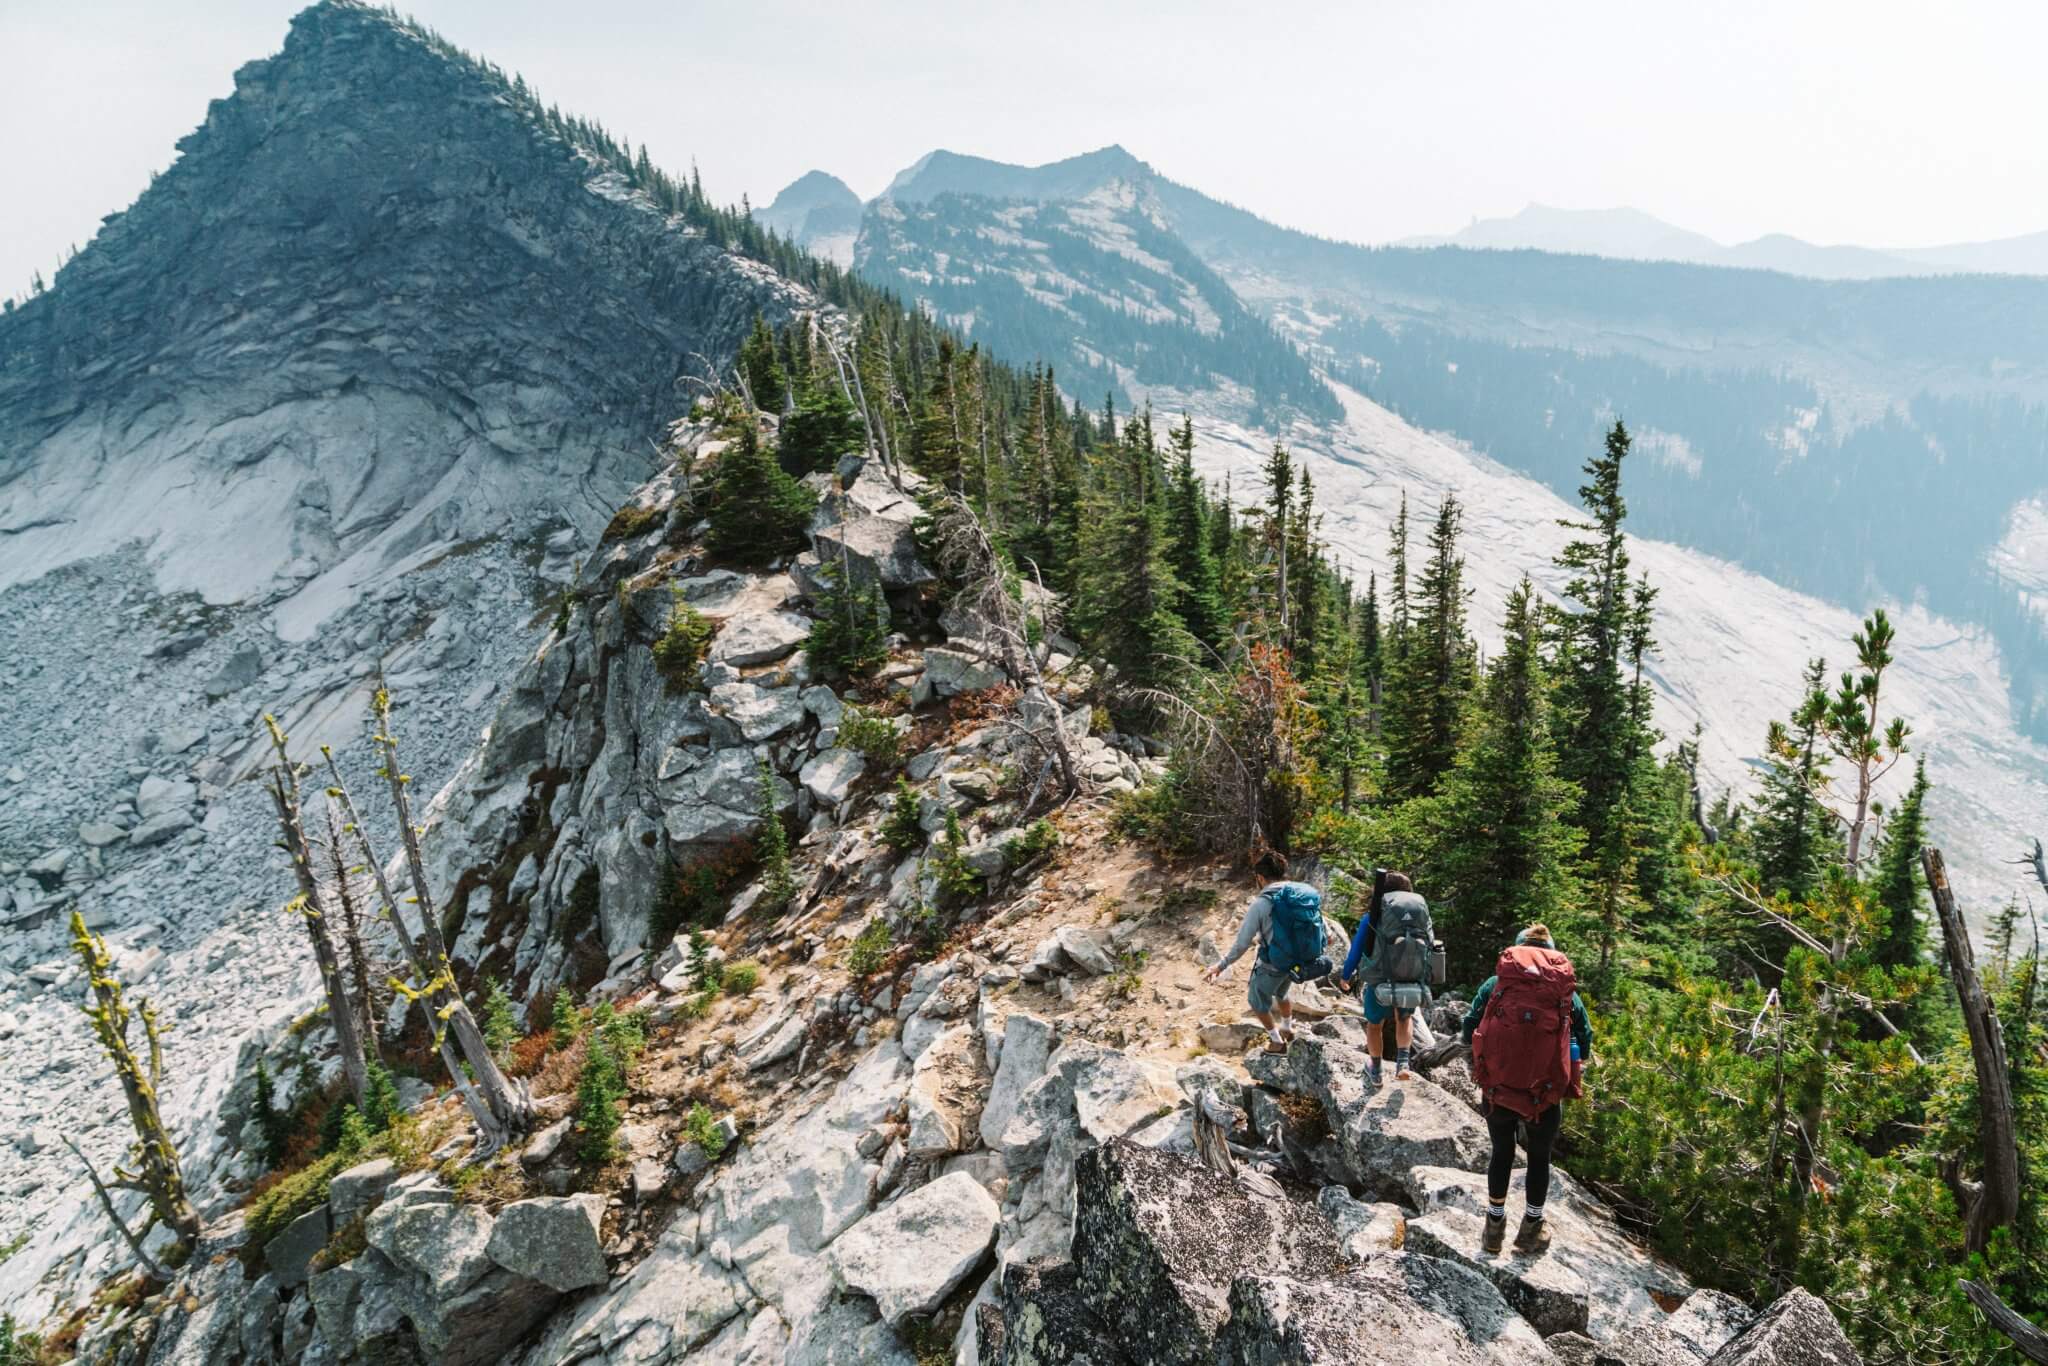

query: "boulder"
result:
(1668, 1290), (1756, 1359)
(1398, 1164), (1693, 1342)
(263, 1206), (331, 1289)
(815, 515), (934, 589)
(136, 775), (197, 817)
(328, 1157), (400, 1223)
(1705, 1289), (1862, 1365)
(1248, 1037), (1488, 1196)
(363, 1198), (497, 1298)
(128, 809), (197, 847)
(981, 1012), (1055, 1149)
(706, 681), (809, 742)
(713, 610), (812, 667)
(1070, 1050), (1182, 1144)
(828, 1170), (1001, 1326)
(1214, 1256), (1558, 1365)
(662, 746), (795, 849)
(921, 646), (1007, 698)
(908, 1025), (992, 1157)
(1315, 1186), (1406, 1260)
(1023, 926), (1118, 982)
(77, 821), (126, 848)
(981, 1258), (1124, 1365)
(486, 1194), (607, 1292)
(1069, 1140), (1345, 1361)
(799, 747), (865, 806)
(202, 644), (265, 698)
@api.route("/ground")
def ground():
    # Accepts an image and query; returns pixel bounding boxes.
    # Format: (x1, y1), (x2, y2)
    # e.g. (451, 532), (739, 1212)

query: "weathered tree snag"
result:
(62, 1136), (170, 1283)
(929, 491), (1081, 809)
(345, 687), (534, 1149)
(1963, 1280), (2048, 1363)
(1921, 847), (2021, 1252)
(68, 912), (201, 1256)
(323, 801), (381, 1057)
(264, 717), (371, 1110)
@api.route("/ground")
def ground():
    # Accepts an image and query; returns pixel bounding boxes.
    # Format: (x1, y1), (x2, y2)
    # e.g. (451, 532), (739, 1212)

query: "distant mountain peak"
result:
(880, 144), (1156, 206)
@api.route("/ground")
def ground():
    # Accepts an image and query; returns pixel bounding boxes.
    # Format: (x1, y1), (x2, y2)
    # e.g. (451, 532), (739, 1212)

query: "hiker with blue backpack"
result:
(1202, 858), (1333, 1056)
(1336, 869), (1439, 1082)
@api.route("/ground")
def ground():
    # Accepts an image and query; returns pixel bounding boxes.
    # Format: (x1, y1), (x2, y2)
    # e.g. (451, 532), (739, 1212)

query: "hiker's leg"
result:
(1364, 1019), (1384, 1053)
(1484, 1103), (1519, 1214)
(1274, 990), (1295, 1039)
(1251, 1009), (1275, 1031)
(1361, 989), (1388, 1077)
(1249, 970), (1289, 1051)
(1523, 1104), (1562, 1215)
(1393, 1008), (1416, 1077)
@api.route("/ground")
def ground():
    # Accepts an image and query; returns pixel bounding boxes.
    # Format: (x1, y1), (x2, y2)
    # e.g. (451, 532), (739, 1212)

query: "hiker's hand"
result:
(1337, 974), (1353, 993)
(1201, 965), (1221, 984)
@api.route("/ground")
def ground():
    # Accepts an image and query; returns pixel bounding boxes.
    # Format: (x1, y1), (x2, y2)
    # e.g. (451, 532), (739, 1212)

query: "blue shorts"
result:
(1248, 962), (1293, 1015)
(1360, 986), (1416, 1026)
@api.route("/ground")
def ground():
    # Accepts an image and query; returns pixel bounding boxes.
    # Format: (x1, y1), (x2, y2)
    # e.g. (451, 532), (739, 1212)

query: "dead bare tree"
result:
(362, 685), (533, 1149)
(927, 490), (1081, 810)
(263, 716), (371, 1110)
(1922, 847), (2020, 1253)
(322, 801), (382, 1057)
(67, 912), (200, 1265)
(1962, 1280), (2048, 1363)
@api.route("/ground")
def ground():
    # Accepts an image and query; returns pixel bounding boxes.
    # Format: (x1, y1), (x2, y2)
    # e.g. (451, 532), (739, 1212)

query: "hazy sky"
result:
(6, 0), (2046, 291)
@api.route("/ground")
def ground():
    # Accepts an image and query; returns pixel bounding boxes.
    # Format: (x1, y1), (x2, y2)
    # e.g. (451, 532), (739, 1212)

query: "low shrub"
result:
(838, 706), (906, 767)
(881, 779), (925, 853)
(1002, 818), (1060, 872)
(846, 919), (892, 976)
(722, 961), (761, 995)
(652, 585), (716, 692)
(683, 1102), (727, 1160)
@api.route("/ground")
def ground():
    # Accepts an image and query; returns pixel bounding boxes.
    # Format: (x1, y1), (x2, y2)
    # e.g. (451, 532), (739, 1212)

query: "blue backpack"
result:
(1260, 881), (1331, 983)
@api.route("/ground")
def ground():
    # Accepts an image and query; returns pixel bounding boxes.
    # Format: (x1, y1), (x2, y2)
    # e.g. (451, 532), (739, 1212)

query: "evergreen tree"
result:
(757, 761), (797, 911)
(1387, 491), (1411, 654)
(913, 336), (965, 483)
(738, 312), (788, 413)
(1820, 608), (1913, 877)
(805, 561), (888, 679)
(1753, 660), (1837, 901)
(1382, 493), (1474, 798)
(1071, 416), (1196, 700)
(1164, 414), (1225, 651)
(779, 382), (863, 475)
(708, 424), (816, 564)
(1869, 758), (1932, 977)
(1360, 574), (1384, 735)
(1431, 580), (1585, 977)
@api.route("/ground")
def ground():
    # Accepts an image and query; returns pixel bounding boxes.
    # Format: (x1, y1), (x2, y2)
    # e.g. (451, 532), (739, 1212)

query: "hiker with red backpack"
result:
(1203, 858), (1334, 1056)
(1337, 870), (1438, 1083)
(1463, 924), (1594, 1256)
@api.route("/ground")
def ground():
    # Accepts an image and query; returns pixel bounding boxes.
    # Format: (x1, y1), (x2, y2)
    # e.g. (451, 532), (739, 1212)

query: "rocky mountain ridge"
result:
(5, 423), (1866, 1366)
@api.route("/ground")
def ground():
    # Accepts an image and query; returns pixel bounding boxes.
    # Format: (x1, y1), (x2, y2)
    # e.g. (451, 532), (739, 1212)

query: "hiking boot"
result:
(1263, 1037), (1290, 1055)
(1481, 1212), (1507, 1254)
(1513, 1216), (1550, 1255)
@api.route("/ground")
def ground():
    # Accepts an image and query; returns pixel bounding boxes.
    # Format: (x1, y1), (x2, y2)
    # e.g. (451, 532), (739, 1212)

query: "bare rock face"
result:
(1704, 1288), (1863, 1365)
(0, 0), (803, 605)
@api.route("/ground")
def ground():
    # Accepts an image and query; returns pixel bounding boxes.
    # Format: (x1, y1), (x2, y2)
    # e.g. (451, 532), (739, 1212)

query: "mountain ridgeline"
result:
(776, 148), (2048, 740)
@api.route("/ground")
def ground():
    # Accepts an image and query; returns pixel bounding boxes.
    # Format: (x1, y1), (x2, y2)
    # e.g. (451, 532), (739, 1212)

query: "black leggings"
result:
(1485, 1103), (1560, 1209)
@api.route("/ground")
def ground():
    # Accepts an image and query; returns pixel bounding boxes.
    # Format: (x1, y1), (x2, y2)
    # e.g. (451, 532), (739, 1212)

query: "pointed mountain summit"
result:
(758, 169), (863, 264)
(0, 0), (805, 608)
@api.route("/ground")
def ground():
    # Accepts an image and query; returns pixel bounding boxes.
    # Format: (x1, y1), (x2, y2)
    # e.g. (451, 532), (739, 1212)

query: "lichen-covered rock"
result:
(1704, 1289), (1861, 1365)
(486, 1194), (607, 1292)
(1070, 1139), (1345, 1363)
(1213, 1256), (1558, 1365)
(363, 1198), (496, 1298)
(908, 1025), (992, 1157)
(827, 1169), (1000, 1326)
(264, 1205), (331, 1289)
(986, 1258), (1130, 1366)
(981, 1012), (1055, 1149)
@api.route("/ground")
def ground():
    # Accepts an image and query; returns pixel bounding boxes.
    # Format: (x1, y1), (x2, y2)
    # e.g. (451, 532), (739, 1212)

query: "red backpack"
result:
(1470, 945), (1581, 1119)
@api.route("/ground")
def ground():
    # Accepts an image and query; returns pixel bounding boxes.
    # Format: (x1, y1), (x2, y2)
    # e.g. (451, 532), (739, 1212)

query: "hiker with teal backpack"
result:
(1203, 856), (1333, 1056)
(1462, 923), (1594, 1256)
(1337, 869), (1439, 1083)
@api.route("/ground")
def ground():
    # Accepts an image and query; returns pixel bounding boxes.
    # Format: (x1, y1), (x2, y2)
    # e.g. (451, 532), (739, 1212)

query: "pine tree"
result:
(708, 423), (816, 564)
(913, 336), (964, 484)
(1164, 414), (1225, 651)
(1387, 491), (1411, 655)
(1071, 417), (1196, 700)
(1753, 659), (1836, 901)
(738, 313), (787, 412)
(1431, 580), (1585, 978)
(779, 382), (863, 475)
(1820, 608), (1912, 876)
(756, 761), (797, 911)
(806, 560), (888, 680)
(1869, 758), (1932, 972)
(1382, 493), (1474, 798)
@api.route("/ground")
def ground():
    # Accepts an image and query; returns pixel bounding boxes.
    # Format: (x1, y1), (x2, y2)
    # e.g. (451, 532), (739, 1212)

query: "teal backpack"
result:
(1259, 881), (1332, 983)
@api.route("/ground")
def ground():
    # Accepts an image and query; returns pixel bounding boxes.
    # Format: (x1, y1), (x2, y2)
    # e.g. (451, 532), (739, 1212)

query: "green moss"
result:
(601, 501), (666, 544)
(246, 1151), (348, 1260)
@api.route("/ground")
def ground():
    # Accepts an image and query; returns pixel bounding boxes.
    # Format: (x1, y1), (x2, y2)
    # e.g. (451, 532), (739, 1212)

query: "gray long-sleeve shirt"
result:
(1214, 894), (1275, 973)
